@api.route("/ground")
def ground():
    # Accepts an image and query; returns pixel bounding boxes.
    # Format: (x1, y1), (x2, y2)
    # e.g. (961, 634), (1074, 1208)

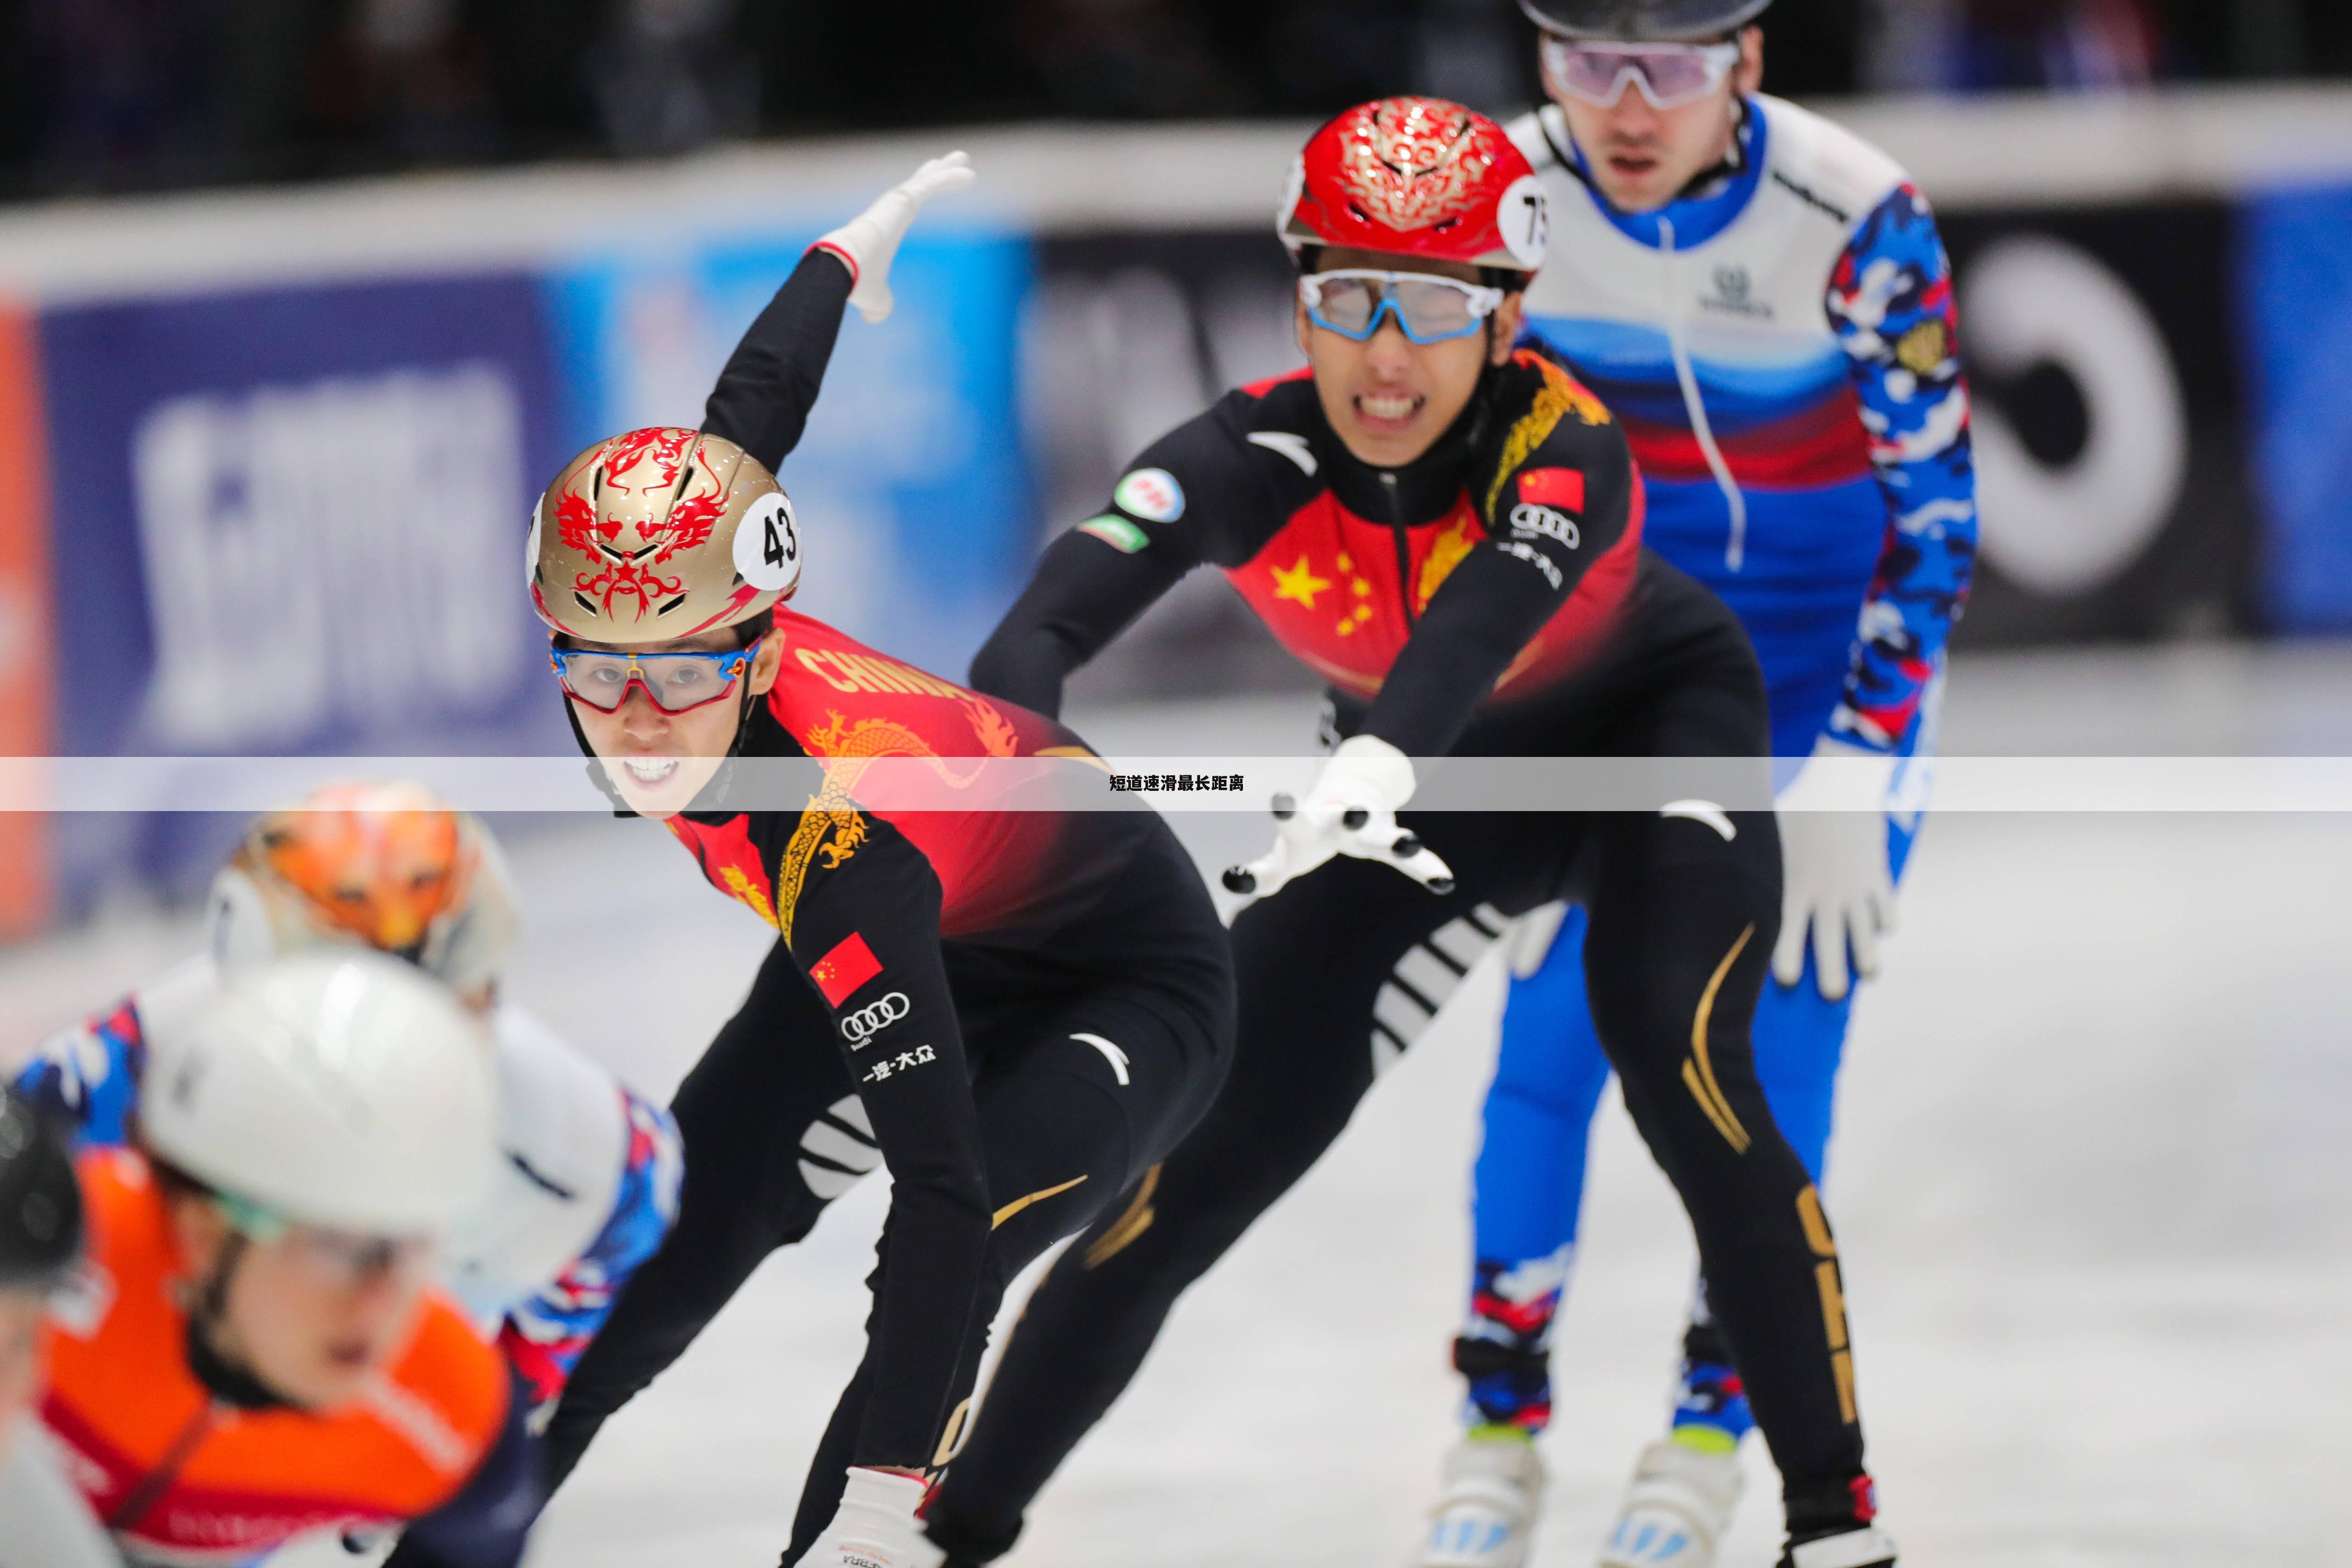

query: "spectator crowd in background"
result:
(0, 0), (2345, 202)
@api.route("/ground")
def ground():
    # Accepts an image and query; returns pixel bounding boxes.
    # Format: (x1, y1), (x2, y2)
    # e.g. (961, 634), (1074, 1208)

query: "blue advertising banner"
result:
(2239, 182), (2352, 633)
(36, 272), (575, 907)
(544, 225), (1035, 680)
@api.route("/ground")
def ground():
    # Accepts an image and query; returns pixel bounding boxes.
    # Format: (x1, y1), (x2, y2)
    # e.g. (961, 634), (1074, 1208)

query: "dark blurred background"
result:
(0, 0), (2344, 203)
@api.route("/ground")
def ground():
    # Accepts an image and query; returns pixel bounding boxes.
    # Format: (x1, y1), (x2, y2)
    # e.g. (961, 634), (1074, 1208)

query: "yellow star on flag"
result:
(1270, 553), (1333, 609)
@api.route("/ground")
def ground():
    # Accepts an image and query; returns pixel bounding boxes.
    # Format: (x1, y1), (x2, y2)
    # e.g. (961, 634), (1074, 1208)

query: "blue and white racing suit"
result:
(1456, 94), (1977, 1439)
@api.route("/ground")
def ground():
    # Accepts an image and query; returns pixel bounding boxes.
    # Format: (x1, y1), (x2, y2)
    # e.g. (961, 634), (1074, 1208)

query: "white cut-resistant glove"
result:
(795, 1468), (944, 1568)
(814, 151), (977, 324)
(1772, 735), (1899, 1004)
(1506, 900), (1569, 980)
(1222, 735), (1454, 901)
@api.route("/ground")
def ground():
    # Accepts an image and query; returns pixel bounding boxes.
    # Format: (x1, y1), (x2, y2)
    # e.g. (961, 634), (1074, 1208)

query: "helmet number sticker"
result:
(1499, 175), (1549, 269)
(737, 491), (801, 591)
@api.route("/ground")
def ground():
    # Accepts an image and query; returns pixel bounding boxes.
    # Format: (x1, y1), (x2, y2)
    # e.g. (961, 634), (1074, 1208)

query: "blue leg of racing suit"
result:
(1460, 796), (1920, 1445)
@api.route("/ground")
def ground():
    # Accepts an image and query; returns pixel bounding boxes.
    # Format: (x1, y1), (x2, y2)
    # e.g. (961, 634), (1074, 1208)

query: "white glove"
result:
(794, 1468), (944, 1568)
(1222, 735), (1454, 901)
(1771, 735), (1898, 1003)
(1506, 900), (1569, 980)
(814, 152), (977, 324)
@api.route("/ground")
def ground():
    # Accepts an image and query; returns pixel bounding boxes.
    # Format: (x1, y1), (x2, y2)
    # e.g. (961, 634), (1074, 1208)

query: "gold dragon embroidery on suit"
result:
(1483, 356), (1612, 526)
(774, 694), (1023, 941)
(1414, 509), (1481, 613)
(775, 777), (864, 946)
(718, 864), (780, 928)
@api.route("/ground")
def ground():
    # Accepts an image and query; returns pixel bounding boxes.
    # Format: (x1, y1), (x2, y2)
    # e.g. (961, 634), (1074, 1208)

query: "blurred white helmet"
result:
(205, 780), (522, 1000)
(141, 952), (497, 1236)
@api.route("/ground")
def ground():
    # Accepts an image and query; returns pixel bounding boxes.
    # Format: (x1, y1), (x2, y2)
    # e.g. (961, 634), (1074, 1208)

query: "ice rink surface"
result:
(5, 643), (2350, 1568)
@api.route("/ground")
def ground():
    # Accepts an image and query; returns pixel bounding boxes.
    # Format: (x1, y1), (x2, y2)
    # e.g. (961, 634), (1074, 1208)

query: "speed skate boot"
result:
(1422, 1281), (1560, 1568)
(1597, 1310), (1757, 1566)
(1776, 1527), (1898, 1568)
(1596, 1440), (1742, 1568)
(1416, 1429), (1545, 1568)
(1775, 1477), (1895, 1568)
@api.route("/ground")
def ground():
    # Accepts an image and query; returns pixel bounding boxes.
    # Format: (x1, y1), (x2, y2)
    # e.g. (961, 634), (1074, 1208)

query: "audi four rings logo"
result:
(839, 992), (911, 1045)
(1509, 502), (1580, 550)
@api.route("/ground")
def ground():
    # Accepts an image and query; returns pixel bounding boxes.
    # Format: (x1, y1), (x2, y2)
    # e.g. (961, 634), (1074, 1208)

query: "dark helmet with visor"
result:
(1517, 0), (1770, 40)
(0, 1086), (82, 1293)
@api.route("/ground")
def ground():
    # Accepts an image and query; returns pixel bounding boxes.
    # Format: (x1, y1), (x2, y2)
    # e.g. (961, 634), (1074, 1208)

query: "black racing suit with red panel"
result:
(977, 357), (1652, 756)
(931, 352), (1879, 1554)
(532, 253), (1234, 1564)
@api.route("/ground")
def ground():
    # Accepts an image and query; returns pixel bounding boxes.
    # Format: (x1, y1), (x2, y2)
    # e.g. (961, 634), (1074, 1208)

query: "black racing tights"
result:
(930, 665), (1873, 1559)
(539, 938), (1226, 1565)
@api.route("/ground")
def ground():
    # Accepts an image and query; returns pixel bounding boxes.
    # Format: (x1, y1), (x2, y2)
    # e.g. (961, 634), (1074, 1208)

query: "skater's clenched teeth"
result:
(578, 724), (734, 817)
(594, 749), (728, 820)
(1355, 392), (1425, 425)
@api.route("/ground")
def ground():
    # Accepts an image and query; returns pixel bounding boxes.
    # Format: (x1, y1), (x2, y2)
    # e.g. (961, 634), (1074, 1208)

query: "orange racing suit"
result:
(37, 1149), (521, 1567)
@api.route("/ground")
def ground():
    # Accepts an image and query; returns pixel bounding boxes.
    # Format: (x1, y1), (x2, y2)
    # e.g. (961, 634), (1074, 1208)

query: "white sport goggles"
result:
(1540, 37), (1743, 110)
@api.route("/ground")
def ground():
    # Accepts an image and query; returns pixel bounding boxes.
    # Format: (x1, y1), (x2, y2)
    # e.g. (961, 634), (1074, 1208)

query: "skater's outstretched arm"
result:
(701, 250), (856, 473)
(967, 396), (1273, 717)
(703, 152), (977, 473)
(966, 525), (1195, 718)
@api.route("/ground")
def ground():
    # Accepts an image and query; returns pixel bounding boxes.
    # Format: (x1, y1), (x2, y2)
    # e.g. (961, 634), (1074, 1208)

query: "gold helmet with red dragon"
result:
(528, 426), (803, 645)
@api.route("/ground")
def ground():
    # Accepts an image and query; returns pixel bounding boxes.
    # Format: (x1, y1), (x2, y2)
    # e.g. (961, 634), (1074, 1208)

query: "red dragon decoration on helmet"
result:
(552, 427), (730, 623)
(530, 424), (794, 643)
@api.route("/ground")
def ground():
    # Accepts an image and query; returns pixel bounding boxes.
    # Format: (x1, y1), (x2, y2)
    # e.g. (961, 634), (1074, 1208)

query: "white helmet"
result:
(205, 780), (522, 1000)
(141, 953), (497, 1236)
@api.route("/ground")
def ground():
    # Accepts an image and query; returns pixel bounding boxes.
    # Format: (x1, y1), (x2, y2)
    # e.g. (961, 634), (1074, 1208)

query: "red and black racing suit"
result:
(534, 253), (1234, 1564)
(929, 353), (1878, 1554)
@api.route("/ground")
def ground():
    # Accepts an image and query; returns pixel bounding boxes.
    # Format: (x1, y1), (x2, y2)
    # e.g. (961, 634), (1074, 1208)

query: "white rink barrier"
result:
(3, 85), (2352, 302)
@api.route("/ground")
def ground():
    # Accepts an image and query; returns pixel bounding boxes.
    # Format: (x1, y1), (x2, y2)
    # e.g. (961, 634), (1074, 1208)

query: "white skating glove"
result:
(1223, 735), (1454, 901)
(1771, 735), (1898, 1004)
(814, 152), (977, 324)
(1506, 901), (1569, 980)
(795, 1468), (944, 1568)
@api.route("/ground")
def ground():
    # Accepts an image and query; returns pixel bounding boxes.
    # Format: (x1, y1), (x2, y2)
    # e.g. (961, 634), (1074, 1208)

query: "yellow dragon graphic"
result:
(775, 694), (1022, 941)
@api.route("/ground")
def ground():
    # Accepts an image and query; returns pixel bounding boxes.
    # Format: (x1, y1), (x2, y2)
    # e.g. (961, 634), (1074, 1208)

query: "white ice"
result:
(5, 644), (2348, 1568)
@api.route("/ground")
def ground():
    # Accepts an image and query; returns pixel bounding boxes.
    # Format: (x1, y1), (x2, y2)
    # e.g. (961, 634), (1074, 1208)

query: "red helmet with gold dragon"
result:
(1280, 97), (1548, 274)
